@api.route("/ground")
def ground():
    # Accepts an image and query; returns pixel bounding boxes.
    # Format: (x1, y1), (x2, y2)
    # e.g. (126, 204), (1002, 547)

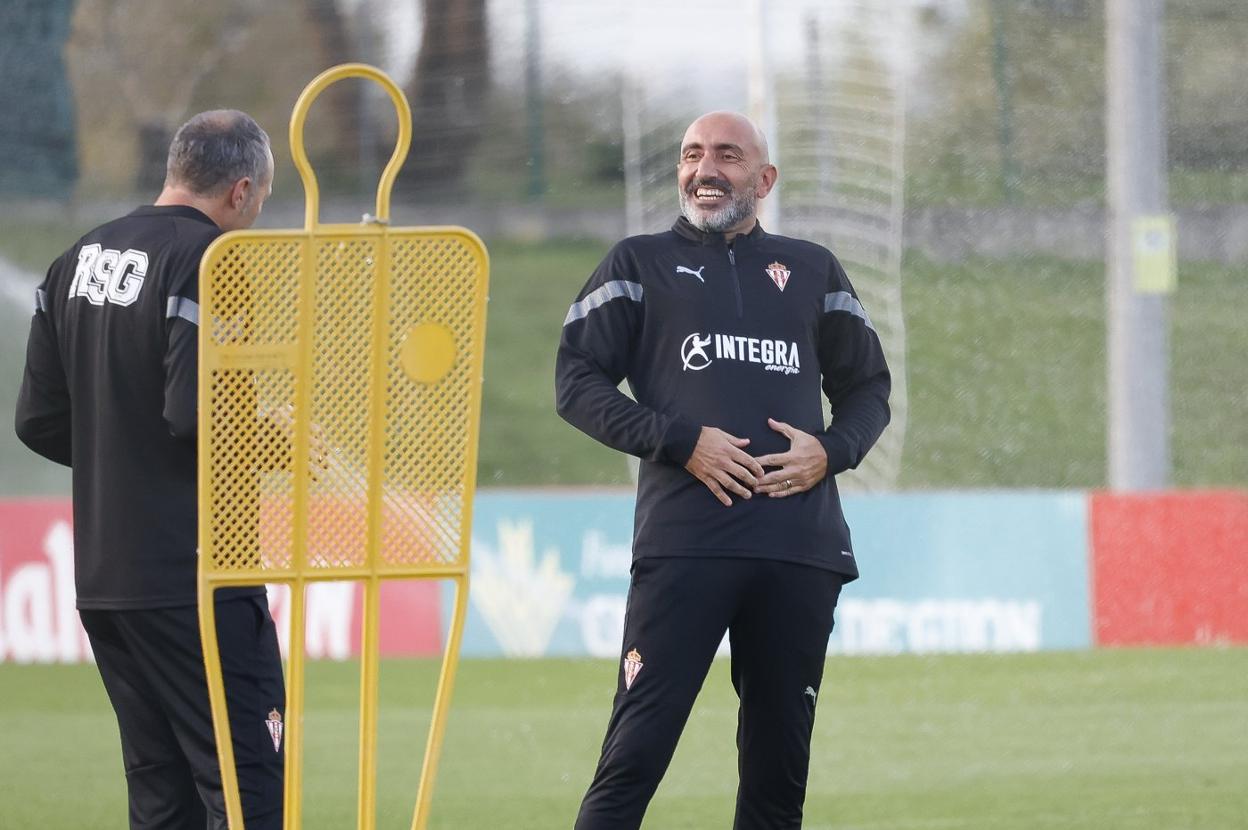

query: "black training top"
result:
(15, 205), (261, 608)
(556, 216), (891, 579)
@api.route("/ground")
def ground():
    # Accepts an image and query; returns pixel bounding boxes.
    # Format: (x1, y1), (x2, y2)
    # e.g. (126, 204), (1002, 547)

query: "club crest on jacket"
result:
(766, 261), (791, 291)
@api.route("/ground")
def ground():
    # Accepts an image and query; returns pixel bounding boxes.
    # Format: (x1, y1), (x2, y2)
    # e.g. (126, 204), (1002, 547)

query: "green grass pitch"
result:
(3, 231), (1246, 492)
(1, 648), (1245, 828)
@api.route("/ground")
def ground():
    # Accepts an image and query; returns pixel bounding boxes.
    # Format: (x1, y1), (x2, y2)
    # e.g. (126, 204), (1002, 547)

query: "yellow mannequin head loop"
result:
(288, 63), (413, 230)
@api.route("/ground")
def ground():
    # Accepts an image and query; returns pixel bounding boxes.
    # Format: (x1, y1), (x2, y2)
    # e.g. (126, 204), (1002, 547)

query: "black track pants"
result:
(575, 557), (844, 830)
(80, 596), (285, 830)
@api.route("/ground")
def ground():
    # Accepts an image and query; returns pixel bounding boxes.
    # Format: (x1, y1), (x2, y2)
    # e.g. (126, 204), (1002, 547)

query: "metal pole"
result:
(747, 0), (779, 233)
(524, 0), (545, 200)
(622, 75), (644, 237)
(1106, 0), (1170, 489)
(989, 0), (1021, 202)
(805, 14), (832, 193)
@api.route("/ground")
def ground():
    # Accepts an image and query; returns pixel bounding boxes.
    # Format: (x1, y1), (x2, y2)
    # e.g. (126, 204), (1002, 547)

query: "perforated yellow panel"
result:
(204, 239), (303, 574)
(198, 64), (486, 830)
(199, 228), (488, 581)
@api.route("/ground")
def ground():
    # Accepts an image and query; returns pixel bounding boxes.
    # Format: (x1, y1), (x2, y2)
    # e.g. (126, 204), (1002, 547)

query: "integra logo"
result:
(680, 332), (801, 375)
(680, 333), (714, 371)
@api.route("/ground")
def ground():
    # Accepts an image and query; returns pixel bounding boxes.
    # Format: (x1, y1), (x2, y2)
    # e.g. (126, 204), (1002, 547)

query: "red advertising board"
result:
(1091, 490), (1248, 645)
(0, 499), (90, 663)
(0, 499), (443, 664)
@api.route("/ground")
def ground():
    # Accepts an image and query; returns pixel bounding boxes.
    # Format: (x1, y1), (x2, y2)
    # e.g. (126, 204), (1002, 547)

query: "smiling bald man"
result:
(556, 111), (892, 829)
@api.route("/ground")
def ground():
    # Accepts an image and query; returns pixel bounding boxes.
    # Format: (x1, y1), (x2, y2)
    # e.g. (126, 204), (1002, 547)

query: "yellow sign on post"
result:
(1132, 214), (1177, 294)
(197, 63), (488, 830)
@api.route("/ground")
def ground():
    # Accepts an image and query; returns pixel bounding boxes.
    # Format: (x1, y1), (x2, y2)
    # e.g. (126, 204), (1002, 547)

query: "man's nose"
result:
(694, 154), (719, 180)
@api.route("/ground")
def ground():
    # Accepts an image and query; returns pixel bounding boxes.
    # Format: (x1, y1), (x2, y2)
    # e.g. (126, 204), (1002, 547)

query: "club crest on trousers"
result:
(623, 648), (644, 690)
(266, 708), (284, 752)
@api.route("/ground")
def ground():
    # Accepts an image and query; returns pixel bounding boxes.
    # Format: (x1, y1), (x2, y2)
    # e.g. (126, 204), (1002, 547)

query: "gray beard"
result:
(678, 185), (757, 233)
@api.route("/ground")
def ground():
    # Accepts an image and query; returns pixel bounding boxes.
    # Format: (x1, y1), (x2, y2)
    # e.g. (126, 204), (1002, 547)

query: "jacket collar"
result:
(671, 215), (767, 246)
(129, 204), (219, 227)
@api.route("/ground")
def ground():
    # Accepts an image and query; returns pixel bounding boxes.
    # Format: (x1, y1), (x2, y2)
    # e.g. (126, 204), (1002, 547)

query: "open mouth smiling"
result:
(689, 179), (732, 204)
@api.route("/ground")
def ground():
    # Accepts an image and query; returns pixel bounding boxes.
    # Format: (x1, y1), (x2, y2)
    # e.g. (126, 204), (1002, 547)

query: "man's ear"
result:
(228, 176), (253, 210)
(755, 164), (778, 199)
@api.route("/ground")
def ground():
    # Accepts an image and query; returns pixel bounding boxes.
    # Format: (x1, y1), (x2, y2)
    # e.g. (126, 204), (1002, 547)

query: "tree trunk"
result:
(136, 121), (174, 195)
(397, 0), (489, 198)
(302, 0), (361, 170)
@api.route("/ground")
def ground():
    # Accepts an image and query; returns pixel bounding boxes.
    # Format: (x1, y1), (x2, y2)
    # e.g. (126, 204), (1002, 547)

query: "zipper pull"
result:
(728, 247), (736, 265)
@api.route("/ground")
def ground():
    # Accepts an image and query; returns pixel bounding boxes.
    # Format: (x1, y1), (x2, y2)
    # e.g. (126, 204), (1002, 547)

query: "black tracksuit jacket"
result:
(15, 205), (260, 608)
(556, 216), (890, 580)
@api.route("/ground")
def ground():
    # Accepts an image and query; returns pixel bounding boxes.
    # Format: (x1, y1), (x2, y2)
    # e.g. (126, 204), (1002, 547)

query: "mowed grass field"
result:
(1, 224), (1245, 491)
(1, 648), (1245, 829)
(478, 242), (1248, 489)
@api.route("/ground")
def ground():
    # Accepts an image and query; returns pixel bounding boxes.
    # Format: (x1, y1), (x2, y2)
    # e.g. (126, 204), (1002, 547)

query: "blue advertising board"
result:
(834, 492), (1090, 653)
(448, 490), (1090, 657)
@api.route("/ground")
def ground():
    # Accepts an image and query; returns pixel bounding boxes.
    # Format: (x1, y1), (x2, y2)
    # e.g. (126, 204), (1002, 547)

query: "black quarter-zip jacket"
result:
(556, 216), (891, 580)
(15, 205), (263, 608)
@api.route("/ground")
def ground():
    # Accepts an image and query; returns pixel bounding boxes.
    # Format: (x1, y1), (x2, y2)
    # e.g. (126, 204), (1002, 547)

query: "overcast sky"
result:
(342, 0), (969, 110)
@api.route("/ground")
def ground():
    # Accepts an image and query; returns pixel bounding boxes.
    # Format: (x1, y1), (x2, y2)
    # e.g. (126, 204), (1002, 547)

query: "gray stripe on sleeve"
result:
(563, 280), (644, 326)
(166, 296), (200, 326)
(35, 288), (47, 313)
(823, 291), (875, 331)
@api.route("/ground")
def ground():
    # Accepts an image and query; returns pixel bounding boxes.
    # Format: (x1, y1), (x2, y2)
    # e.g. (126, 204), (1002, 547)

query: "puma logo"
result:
(675, 265), (705, 283)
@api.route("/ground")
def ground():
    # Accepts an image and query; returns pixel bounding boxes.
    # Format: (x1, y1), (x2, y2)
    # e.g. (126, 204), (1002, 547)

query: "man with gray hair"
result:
(16, 109), (283, 829)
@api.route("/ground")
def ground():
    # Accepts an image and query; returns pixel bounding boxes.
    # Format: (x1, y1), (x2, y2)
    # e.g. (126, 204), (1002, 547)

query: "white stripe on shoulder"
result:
(35, 288), (47, 313)
(166, 296), (200, 326)
(823, 291), (875, 331)
(564, 280), (643, 326)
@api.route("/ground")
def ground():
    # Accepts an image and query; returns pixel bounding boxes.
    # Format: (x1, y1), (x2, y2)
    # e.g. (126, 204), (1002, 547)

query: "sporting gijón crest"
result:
(623, 648), (644, 690)
(265, 708), (283, 752)
(765, 261), (791, 291)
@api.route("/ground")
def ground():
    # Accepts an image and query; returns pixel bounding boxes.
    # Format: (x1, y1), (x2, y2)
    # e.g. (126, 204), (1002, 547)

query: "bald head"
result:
(681, 111), (770, 166)
(676, 111), (777, 238)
